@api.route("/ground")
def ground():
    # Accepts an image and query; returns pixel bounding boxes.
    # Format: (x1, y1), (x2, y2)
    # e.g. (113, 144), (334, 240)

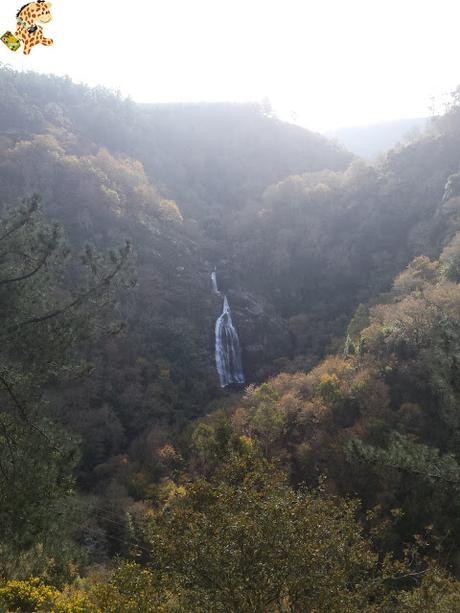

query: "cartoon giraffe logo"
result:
(1, 1), (53, 55)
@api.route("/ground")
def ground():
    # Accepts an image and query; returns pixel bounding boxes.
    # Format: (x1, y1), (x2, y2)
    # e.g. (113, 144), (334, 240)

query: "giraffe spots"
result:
(16, 1), (53, 54)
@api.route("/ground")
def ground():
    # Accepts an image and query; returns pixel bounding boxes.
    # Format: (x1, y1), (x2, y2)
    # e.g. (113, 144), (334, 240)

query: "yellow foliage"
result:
(0, 578), (60, 612)
(319, 372), (339, 385)
(159, 199), (183, 223)
(55, 589), (99, 613)
(158, 479), (187, 506)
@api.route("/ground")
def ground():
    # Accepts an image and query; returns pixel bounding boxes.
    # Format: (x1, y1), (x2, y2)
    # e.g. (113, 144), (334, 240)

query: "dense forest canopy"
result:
(1, 64), (460, 610)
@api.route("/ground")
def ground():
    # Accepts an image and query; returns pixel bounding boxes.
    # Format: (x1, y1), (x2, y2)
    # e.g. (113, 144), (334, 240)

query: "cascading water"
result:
(212, 271), (245, 388)
(211, 270), (219, 295)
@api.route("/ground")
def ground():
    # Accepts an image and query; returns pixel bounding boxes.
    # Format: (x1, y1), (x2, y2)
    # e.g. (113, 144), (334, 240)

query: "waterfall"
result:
(212, 272), (245, 388)
(211, 270), (220, 294)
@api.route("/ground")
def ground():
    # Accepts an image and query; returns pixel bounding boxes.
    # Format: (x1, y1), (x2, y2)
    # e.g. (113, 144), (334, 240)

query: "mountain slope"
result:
(0, 66), (353, 219)
(2, 66), (460, 595)
(327, 117), (429, 158)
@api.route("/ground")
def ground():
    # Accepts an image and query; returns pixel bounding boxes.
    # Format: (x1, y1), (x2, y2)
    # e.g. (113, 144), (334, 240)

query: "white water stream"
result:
(212, 271), (245, 387)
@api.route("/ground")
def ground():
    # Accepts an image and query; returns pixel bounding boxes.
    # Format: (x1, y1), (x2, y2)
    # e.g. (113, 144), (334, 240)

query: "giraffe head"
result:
(17, 1), (53, 25)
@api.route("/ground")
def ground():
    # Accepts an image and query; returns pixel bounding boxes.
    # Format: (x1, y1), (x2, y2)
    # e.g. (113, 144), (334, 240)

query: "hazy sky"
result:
(1, 0), (459, 131)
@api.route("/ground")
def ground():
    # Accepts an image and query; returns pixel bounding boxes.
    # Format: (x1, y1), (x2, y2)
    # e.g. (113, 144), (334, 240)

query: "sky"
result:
(1, 0), (459, 132)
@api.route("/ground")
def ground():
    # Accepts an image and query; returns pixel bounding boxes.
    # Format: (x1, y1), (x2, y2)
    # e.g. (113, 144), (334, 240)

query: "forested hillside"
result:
(1, 64), (460, 610)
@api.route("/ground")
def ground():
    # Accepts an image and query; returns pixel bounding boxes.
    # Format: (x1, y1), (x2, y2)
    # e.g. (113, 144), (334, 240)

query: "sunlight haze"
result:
(1, 0), (459, 130)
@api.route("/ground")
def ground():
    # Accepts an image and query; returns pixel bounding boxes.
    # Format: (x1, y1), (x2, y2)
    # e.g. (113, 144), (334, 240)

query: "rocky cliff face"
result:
(223, 289), (293, 382)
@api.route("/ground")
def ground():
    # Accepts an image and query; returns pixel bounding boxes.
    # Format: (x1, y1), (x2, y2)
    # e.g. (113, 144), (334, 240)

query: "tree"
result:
(0, 195), (131, 579)
(145, 457), (402, 612)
